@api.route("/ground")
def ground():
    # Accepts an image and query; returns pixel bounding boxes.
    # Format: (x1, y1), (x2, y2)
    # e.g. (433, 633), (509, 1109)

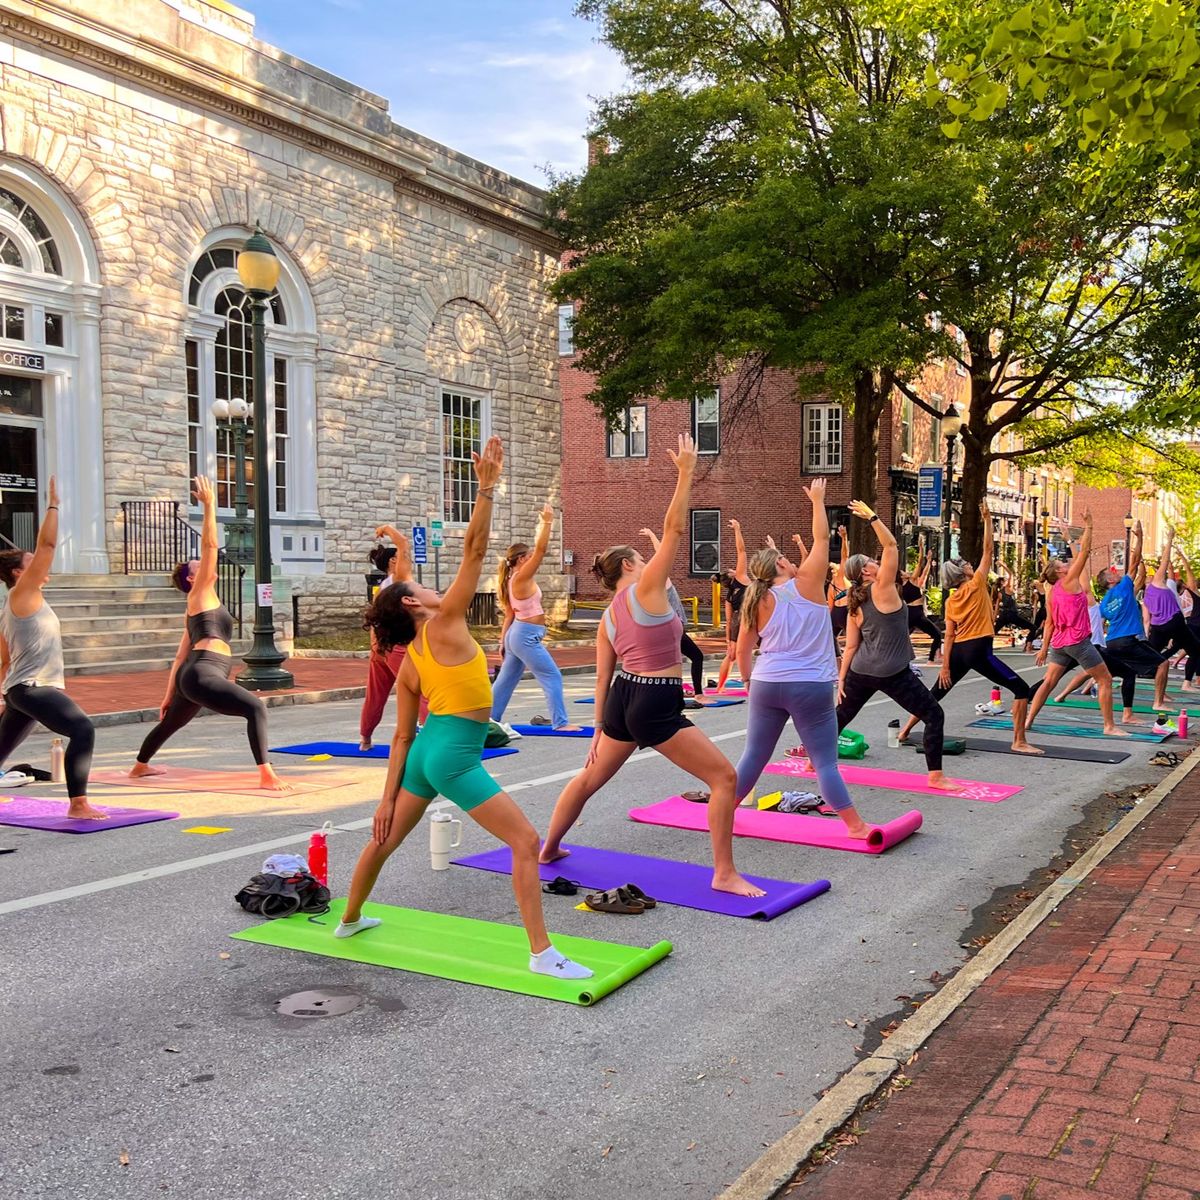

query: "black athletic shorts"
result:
(831, 605), (849, 635)
(602, 671), (693, 748)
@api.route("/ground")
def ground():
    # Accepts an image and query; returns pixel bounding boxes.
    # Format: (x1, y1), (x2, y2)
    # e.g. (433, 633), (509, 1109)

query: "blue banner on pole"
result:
(917, 465), (944, 519)
(412, 525), (428, 564)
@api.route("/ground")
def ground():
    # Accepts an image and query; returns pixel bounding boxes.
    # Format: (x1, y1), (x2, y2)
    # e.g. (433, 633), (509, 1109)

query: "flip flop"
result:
(681, 790), (710, 803)
(541, 876), (581, 896)
(620, 883), (657, 909)
(1150, 751), (1181, 767)
(583, 888), (646, 914)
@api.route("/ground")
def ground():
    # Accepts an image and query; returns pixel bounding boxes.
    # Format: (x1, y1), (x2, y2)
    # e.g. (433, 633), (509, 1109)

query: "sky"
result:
(249, 0), (628, 186)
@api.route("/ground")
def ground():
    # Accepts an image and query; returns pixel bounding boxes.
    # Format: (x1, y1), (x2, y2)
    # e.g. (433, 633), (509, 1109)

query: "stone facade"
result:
(0, 0), (565, 627)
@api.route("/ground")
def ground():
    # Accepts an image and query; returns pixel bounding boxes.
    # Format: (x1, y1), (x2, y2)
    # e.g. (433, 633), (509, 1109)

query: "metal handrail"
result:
(120, 500), (245, 636)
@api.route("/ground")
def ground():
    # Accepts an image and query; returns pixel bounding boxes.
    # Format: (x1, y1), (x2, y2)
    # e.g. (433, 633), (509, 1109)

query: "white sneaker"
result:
(0, 770), (33, 788)
(499, 722), (523, 740)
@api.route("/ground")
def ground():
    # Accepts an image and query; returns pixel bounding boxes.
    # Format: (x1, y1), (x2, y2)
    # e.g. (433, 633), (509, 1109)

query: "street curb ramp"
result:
(718, 746), (1200, 1200)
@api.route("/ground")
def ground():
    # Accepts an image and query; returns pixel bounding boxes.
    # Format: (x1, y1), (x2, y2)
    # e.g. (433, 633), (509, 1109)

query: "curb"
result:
(718, 746), (1200, 1200)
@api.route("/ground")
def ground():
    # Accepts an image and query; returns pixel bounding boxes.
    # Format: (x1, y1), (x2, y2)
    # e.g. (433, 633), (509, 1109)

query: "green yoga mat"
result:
(1055, 697), (1173, 716)
(231, 899), (672, 1006)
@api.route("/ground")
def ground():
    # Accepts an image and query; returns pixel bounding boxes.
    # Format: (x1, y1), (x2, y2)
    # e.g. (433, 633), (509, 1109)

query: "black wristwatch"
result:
(869, 514), (880, 523)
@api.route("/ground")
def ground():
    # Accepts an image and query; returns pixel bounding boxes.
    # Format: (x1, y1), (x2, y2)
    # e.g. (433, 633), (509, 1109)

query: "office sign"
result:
(0, 350), (44, 371)
(917, 465), (944, 519)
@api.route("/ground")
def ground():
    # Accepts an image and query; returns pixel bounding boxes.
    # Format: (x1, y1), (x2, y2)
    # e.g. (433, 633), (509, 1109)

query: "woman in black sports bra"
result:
(128, 477), (290, 790)
(900, 541), (942, 661)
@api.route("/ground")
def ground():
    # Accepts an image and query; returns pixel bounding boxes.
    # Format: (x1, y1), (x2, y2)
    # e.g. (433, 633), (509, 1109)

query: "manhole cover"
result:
(275, 988), (363, 1019)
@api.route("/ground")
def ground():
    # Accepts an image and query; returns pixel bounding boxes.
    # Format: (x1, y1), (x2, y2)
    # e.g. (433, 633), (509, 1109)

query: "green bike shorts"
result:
(401, 713), (503, 812)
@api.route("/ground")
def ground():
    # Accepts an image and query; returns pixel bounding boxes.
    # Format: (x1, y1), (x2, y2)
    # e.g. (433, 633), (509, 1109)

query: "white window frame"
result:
(440, 386), (491, 526)
(557, 304), (575, 356)
(900, 395), (914, 457)
(803, 403), (843, 473)
(692, 390), (720, 455)
(606, 404), (647, 458)
(690, 508), (722, 576)
(954, 326), (969, 376)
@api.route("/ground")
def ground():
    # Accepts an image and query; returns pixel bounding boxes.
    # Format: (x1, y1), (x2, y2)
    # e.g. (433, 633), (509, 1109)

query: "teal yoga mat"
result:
(231, 899), (671, 1005)
(969, 716), (1171, 742)
(1054, 697), (1177, 717)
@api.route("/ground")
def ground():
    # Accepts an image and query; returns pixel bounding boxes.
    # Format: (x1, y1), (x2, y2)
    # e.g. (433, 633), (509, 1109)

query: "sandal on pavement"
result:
(530, 715), (552, 726)
(1150, 751), (1181, 767)
(583, 888), (646, 914)
(681, 790), (710, 803)
(620, 883), (657, 909)
(542, 876), (581, 896)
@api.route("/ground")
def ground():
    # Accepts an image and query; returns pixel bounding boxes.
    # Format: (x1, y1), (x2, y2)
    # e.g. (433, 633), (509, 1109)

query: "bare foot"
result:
(128, 763), (166, 778)
(711, 870), (767, 898)
(1011, 741), (1044, 755)
(67, 801), (108, 820)
(1120, 715), (1147, 726)
(927, 774), (964, 791)
(553, 725), (585, 732)
(1103, 726), (1132, 738)
(359, 739), (373, 752)
(840, 817), (873, 839)
(539, 845), (570, 865)
(259, 769), (294, 792)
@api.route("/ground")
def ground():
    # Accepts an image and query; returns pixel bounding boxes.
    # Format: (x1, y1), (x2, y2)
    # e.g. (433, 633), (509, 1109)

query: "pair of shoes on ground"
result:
(1151, 750), (1182, 767)
(583, 884), (656, 914)
(497, 722), (523, 740)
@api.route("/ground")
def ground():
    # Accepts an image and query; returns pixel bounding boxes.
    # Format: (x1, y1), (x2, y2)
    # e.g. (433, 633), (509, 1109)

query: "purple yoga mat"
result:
(0, 795), (179, 833)
(452, 842), (830, 919)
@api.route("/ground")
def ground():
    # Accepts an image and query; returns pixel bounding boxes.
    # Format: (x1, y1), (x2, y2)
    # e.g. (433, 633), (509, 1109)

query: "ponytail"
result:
(497, 543), (529, 614)
(740, 548), (779, 632)
(845, 554), (872, 614)
(592, 544), (635, 592)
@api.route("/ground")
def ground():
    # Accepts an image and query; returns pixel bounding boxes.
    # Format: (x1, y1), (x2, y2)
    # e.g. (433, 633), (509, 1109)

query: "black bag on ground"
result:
(915, 736), (967, 756)
(235, 871), (330, 919)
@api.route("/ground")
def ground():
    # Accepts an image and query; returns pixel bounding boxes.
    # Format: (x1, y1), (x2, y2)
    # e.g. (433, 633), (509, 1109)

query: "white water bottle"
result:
(429, 811), (462, 871)
(49, 738), (65, 784)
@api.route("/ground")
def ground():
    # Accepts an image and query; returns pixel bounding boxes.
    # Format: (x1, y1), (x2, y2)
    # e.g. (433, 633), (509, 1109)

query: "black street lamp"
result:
(210, 396), (253, 567)
(1124, 512), (1134, 569)
(236, 223), (293, 691)
(941, 403), (962, 563)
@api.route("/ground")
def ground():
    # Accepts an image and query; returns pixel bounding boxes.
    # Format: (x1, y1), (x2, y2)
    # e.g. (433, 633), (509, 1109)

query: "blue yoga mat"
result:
(509, 724), (594, 738)
(453, 842), (830, 920)
(968, 717), (1170, 743)
(574, 697), (744, 708)
(271, 741), (519, 761)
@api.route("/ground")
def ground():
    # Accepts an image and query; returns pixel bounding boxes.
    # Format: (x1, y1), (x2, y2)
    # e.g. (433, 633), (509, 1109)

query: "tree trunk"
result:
(849, 369), (890, 556)
(957, 443), (989, 564)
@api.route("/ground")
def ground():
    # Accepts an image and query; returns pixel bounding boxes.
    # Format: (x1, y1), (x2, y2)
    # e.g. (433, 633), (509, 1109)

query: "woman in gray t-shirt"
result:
(835, 500), (956, 790)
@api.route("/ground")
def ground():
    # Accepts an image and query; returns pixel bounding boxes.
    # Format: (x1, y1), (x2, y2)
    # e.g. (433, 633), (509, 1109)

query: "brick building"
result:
(1072, 482), (1184, 572)
(559, 307), (1069, 610)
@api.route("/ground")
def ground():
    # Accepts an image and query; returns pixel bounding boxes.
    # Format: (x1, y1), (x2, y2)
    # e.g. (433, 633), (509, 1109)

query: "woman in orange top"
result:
(899, 502), (1040, 754)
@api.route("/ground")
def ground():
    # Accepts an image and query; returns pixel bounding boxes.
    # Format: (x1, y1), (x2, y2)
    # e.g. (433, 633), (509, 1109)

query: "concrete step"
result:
(48, 600), (187, 619)
(46, 588), (182, 606)
(64, 641), (185, 666)
(52, 613), (191, 636)
(64, 657), (176, 678)
(48, 574), (170, 589)
(61, 629), (186, 650)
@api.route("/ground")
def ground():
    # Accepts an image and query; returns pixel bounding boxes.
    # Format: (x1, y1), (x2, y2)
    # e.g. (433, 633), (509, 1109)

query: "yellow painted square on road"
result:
(182, 825), (232, 835)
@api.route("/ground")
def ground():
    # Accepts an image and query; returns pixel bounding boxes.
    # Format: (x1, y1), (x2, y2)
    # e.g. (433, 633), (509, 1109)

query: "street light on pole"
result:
(1029, 482), (1045, 562)
(209, 396), (252, 567)
(941, 403), (962, 564)
(1124, 512), (1134, 569)
(235, 223), (293, 691)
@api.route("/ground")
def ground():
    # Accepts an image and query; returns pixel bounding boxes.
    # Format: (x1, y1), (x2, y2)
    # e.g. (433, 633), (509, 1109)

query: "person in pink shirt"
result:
(1024, 510), (1128, 737)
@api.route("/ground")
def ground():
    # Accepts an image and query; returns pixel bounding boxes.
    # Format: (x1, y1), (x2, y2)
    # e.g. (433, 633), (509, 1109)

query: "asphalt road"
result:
(0, 654), (1167, 1200)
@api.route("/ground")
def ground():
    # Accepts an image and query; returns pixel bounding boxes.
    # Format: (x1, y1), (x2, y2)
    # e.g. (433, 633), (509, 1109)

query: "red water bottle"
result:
(307, 821), (332, 886)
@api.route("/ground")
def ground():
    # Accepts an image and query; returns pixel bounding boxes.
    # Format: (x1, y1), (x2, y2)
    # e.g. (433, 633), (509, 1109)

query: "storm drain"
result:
(274, 988), (363, 1019)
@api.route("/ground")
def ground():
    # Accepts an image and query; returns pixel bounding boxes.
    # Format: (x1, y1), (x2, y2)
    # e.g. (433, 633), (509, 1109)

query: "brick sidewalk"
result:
(793, 764), (1200, 1200)
(57, 635), (729, 718)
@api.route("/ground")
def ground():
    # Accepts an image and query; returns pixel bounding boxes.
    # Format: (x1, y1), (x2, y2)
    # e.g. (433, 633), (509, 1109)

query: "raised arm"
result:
(795, 478), (831, 604)
(1182, 550), (1197, 594)
(1128, 520), (1144, 579)
(730, 518), (749, 584)
(792, 533), (809, 564)
(639, 527), (662, 555)
(513, 503), (554, 583)
(188, 476), (220, 609)
(440, 436), (503, 620)
(636, 434), (697, 605)
(1153, 526), (1174, 588)
(10, 476), (58, 612)
(849, 499), (899, 593)
(1064, 511), (1093, 587)
(916, 550), (934, 589)
(978, 500), (994, 577)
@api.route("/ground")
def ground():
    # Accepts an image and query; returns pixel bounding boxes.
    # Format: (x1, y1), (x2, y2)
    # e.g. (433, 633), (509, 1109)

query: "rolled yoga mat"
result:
(763, 757), (1023, 803)
(628, 795), (922, 855)
(0, 795), (178, 833)
(91, 767), (341, 795)
(508, 724), (594, 738)
(270, 741), (518, 762)
(453, 843), (830, 920)
(914, 737), (1131, 764)
(231, 898), (672, 1006)
(969, 716), (1171, 743)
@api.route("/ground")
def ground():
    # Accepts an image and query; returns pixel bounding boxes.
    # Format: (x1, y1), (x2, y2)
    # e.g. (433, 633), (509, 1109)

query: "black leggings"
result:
(0, 683), (95, 797)
(1185, 622), (1200, 681)
(906, 606), (942, 660)
(1102, 636), (1167, 710)
(933, 636), (1033, 702)
(137, 650), (269, 765)
(837, 665), (945, 771)
(680, 632), (704, 695)
(1149, 614), (1200, 669)
(997, 605), (1036, 636)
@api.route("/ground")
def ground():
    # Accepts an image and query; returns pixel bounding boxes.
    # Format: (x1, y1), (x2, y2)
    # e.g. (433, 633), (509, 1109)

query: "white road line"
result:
(0, 669), (1027, 917)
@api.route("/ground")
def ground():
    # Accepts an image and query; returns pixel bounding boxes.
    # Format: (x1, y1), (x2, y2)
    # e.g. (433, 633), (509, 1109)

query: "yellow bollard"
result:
(711, 580), (722, 628)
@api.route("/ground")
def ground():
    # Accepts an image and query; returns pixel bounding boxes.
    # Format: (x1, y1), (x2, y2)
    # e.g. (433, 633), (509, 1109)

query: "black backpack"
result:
(235, 871), (330, 919)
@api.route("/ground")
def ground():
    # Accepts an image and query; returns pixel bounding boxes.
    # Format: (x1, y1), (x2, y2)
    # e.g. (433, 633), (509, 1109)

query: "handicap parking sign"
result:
(412, 525), (428, 564)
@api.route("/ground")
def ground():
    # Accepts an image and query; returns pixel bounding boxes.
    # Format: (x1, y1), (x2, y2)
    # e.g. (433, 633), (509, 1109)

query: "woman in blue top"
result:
(733, 479), (872, 839)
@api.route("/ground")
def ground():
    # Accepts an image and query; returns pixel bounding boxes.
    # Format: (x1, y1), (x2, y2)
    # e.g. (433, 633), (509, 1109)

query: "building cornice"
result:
(0, 2), (563, 253)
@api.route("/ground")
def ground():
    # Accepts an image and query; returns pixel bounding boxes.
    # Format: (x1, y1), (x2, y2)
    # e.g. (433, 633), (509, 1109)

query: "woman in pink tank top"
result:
(540, 434), (763, 900)
(1025, 511), (1129, 738)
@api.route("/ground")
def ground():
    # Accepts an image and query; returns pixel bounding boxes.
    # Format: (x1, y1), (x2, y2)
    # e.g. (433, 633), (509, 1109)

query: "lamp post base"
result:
(237, 608), (294, 691)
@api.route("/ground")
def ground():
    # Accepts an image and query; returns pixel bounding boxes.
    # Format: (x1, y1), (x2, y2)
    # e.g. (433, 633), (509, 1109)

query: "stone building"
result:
(0, 0), (564, 666)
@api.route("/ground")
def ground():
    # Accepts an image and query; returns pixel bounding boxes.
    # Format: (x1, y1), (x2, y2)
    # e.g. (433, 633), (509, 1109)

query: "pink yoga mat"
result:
(763, 758), (1022, 803)
(628, 795), (922, 854)
(90, 767), (338, 796)
(0, 795), (178, 833)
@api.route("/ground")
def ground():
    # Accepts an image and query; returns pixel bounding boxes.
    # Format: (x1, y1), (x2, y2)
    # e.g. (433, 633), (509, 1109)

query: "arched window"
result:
(183, 231), (321, 570)
(0, 187), (62, 275)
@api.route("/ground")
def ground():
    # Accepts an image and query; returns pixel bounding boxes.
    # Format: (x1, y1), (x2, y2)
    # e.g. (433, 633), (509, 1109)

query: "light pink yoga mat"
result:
(763, 757), (1022, 803)
(628, 795), (922, 854)
(90, 767), (338, 796)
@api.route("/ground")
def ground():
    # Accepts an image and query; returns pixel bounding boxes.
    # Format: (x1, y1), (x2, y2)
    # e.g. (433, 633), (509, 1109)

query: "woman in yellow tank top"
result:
(336, 437), (590, 982)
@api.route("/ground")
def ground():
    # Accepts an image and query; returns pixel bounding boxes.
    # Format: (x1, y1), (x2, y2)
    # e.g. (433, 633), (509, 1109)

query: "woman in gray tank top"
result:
(0, 476), (101, 818)
(835, 500), (956, 789)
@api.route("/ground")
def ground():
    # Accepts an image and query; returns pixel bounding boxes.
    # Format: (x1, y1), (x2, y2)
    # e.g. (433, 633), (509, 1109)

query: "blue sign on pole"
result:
(412, 525), (428, 564)
(917, 466), (944, 519)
